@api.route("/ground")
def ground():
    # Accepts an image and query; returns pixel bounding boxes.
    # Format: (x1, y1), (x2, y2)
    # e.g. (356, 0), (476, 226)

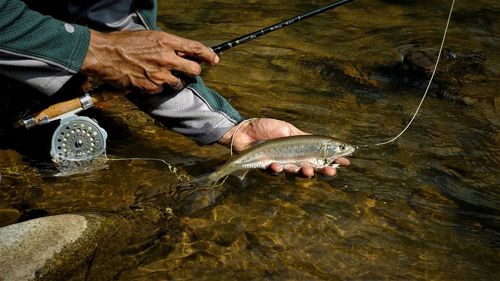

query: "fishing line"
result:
(360, 0), (455, 148)
(229, 118), (258, 156)
(104, 156), (190, 181)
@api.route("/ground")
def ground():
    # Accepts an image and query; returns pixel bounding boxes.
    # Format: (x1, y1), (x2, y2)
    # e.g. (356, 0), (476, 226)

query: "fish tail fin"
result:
(209, 169), (249, 186)
(207, 171), (229, 187)
(231, 169), (250, 181)
(179, 171), (224, 188)
(174, 173), (229, 215)
(180, 169), (250, 188)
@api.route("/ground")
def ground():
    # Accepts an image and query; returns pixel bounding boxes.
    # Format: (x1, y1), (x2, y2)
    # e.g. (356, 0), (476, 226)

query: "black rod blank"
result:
(211, 0), (354, 54)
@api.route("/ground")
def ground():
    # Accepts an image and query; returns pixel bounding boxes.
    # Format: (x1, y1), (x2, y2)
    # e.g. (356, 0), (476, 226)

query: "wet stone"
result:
(401, 48), (486, 77)
(392, 48), (487, 102)
(0, 214), (118, 281)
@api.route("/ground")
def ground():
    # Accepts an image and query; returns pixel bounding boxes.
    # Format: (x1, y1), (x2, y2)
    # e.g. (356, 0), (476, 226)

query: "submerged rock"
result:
(0, 214), (119, 281)
(400, 48), (486, 79)
(393, 48), (487, 103)
(299, 48), (489, 105)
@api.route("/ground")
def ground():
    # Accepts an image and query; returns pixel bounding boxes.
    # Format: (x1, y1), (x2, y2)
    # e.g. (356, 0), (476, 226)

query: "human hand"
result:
(218, 118), (350, 178)
(81, 30), (219, 94)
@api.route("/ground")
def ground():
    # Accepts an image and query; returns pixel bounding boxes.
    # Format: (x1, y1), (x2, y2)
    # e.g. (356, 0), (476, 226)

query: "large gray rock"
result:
(0, 214), (114, 281)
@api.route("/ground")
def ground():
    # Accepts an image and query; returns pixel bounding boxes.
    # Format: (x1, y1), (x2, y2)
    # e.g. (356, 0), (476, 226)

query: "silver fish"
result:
(204, 135), (355, 187)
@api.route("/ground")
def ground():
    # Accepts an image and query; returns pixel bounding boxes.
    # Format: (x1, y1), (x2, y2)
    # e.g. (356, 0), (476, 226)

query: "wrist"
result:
(217, 125), (238, 147)
(81, 30), (107, 75)
(217, 119), (254, 149)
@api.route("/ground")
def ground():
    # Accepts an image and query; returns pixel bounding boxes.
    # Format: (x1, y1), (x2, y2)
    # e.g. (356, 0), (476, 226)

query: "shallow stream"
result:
(1, 0), (499, 279)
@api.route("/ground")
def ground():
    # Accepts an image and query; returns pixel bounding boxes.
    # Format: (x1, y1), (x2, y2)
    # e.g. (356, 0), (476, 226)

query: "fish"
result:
(199, 135), (355, 187)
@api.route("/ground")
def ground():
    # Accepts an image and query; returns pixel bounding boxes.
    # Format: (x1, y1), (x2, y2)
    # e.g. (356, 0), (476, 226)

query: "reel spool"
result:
(50, 115), (108, 162)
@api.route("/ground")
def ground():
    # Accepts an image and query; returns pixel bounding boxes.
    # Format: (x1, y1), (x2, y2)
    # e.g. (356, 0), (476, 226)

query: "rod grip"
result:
(35, 98), (81, 124)
(33, 95), (99, 125)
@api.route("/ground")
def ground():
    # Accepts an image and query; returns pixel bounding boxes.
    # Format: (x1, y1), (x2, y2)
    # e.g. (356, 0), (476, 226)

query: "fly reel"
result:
(18, 93), (108, 163)
(50, 115), (108, 163)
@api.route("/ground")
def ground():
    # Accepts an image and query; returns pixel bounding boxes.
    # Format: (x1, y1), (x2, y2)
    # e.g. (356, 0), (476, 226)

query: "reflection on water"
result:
(1, 0), (499, 279)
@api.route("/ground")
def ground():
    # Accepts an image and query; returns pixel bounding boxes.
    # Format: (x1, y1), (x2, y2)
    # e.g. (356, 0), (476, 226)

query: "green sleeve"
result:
(0, 0), (90, 73)
(136, 0), (158, 30)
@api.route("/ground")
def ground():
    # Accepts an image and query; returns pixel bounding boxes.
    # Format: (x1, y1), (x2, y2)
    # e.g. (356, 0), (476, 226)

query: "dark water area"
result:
(1, 0), (499, 280)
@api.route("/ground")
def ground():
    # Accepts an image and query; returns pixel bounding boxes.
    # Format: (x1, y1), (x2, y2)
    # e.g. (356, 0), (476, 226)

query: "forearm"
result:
(0, 0), (90, 73)
(0, 0), (90, 95)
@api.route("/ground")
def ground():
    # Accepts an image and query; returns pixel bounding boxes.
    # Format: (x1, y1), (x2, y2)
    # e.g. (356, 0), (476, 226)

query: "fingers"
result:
(163, 34), (219, 65)
(267, 163), (341, 178)
(335, 157), (350, 166)
(268, 163), (283, 173)
(300, 166), (315, 178)
(146, 41), (213, 91)
(141, 68), (190, 93)
(177, 40), (219, 65)
(320, 166), (336, 177)
(144, 84), (164, 94)
(160, 72), (185, 90)
(169, 56), (202, 77)
(135, 32), (219, 93)
(296, 166), (336, 178)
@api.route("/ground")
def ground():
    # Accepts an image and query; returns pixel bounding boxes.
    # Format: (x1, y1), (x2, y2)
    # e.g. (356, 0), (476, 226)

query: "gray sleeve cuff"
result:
(134, 84), (243, 145)
(0, 51), (73, 96)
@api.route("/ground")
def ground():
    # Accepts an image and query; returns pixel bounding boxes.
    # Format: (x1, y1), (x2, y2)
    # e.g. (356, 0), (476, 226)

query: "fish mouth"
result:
(331, 146), (356, 164)
(340, 146), (356, 157)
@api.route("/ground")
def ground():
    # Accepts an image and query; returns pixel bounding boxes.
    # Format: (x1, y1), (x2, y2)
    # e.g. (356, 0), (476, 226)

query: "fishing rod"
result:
(212, 0), (354, 53)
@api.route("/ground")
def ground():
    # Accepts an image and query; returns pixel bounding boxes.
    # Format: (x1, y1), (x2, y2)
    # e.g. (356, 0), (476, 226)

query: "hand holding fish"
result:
(81, 30), (219, 94)
(218, 118), (351, 178)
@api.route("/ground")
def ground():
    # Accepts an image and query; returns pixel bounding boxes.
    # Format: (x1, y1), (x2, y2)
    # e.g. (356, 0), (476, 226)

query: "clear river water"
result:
(0, 0), (498, 280)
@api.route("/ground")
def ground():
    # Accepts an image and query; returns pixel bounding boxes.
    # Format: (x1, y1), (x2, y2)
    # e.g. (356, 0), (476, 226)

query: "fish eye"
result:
(339, 145), (345, 150)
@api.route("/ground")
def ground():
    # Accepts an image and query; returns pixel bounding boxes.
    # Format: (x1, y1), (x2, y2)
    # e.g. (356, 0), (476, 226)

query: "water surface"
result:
(1, 0), (499, 280)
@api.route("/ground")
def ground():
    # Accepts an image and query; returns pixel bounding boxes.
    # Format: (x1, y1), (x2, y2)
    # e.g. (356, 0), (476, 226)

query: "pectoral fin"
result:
(231, 169), (250, 180)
